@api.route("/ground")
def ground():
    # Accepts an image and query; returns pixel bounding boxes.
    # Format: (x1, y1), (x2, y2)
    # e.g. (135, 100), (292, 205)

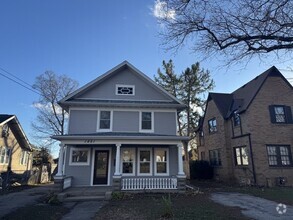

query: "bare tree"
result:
(157, 0), (293, 63)
(32, 71), (78, 143)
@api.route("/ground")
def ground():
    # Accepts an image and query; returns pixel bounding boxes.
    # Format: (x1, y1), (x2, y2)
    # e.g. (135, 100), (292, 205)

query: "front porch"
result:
(53, 135), (188, 192)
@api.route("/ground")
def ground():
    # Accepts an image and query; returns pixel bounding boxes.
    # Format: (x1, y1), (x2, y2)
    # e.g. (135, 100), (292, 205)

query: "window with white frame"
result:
(116, 84), (135, 95)
(138, 149), (152, 175)
(155, 148), (168, 175)
(20, 150), (29, 165)
(99, 111), (111, 130)
(70, 148), (90, 165)
(0, 146), (10, 164)
(140, 112), (153, 132)
(121, 148), (135, 175)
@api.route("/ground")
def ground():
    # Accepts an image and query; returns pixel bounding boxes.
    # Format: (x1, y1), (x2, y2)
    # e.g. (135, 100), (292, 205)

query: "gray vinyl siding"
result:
(154, 112), (177, 135)
(113, 111), (139, 132)
(77, 69), (172, 101)
(64, 146), (92, 186)
(68, 110), (97, 134)
(68, 109), (177, 135)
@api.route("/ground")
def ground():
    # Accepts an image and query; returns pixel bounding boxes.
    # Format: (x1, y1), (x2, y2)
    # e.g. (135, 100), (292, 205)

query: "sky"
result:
(0, 0), (292, 157)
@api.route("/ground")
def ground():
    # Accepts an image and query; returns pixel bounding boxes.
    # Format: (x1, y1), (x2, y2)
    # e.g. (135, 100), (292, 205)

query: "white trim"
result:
(120, 148), (136, 176)
(139, 111), (154, 133)
(69, 147), (90, 166)
(58, 140), (183, 146)
(91, 147), (112, 186)
(115, 84), (135, 96)
(137, 148), (153, 176)
(96, 110), (113, 132)
(69, 107), (177, 113)
(75, 97), (171, 102)
(67, 109), (71, 134)
(0, 115), (15, 126)
(154, 148), (169, 176)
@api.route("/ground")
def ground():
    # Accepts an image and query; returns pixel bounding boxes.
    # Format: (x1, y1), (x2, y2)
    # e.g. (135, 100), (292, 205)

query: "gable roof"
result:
(207, 66), (292, 119)
(0, 114), (32, 151)
(59, 61), (186, 109)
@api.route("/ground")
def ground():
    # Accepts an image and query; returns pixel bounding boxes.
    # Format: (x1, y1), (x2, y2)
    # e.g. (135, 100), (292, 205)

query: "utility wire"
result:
(0, 67), (33, 88)
(0, 68), (41, 96)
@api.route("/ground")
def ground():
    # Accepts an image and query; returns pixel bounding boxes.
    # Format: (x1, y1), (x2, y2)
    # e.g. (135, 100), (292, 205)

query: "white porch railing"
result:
(121, 177), (177, 190)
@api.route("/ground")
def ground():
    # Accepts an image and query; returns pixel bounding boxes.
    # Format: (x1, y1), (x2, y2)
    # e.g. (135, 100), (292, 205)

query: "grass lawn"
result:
(2, 204), (69, 220)
(95, 193), (248, 220)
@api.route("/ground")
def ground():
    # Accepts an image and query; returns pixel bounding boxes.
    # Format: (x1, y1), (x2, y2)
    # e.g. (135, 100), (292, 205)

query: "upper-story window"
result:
(208, 118), (217, 133)
(269, 105), (292, 124)
(20, 150), (29, 165)
(98, 110), (112, 130)
(140, 112), (154, 132)
(116, 84), (135, 95)
(233, 112), (241, 126)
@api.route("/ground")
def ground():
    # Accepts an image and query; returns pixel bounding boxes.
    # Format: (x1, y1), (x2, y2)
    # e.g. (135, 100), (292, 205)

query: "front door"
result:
(93, 150), (109, 185)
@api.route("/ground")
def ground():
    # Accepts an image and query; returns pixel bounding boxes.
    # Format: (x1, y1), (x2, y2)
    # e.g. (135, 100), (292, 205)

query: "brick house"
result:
(197, 66), (293, 186)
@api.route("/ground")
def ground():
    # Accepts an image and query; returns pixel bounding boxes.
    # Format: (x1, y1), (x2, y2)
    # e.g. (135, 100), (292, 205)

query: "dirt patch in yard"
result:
(95, 193), (248, 220)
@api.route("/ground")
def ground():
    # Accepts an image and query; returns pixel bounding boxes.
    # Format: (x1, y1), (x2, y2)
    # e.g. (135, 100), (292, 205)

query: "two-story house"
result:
(197, 66), (293, 187)
(0, 115), (32, 186)
(53, 61), (188, 191)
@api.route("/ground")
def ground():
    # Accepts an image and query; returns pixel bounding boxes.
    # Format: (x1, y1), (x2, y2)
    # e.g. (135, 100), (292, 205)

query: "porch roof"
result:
(52, 132), (189, 144)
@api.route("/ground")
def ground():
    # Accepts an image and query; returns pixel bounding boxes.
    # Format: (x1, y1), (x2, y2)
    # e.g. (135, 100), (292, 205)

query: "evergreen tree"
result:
(155, 60), (214, 162)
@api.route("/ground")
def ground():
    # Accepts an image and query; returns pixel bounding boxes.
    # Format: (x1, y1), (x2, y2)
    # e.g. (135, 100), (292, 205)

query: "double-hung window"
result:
(138, 149), (152, 175)
(234, 146), (249, 166)
(155, 149), (168, 175)
(233, 112), (241, 126)
(20, 150), (29, 165)
(267, 145), (292, 166)
(121, 148), (135, 175)
(0, 146), (10, 164)
(209, 149), (221, 166)
(208, 118), (217, 133)
(98, 110), (112, 130)
(140, 112), (153, 132)
(269, 105), (293, 124)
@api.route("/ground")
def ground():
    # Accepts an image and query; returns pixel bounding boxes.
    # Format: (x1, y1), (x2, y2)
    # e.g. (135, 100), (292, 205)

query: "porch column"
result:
(56, 143), (65, 177)
(114, 143), (121, 176)
(177, 143), (185, 176)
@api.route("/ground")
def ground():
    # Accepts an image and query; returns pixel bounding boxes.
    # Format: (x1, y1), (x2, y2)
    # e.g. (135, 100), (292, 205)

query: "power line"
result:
(0, 67), (41, 96)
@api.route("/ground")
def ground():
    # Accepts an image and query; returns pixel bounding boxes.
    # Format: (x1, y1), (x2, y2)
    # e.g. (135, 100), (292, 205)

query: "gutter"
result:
(232, 133), (257, 185)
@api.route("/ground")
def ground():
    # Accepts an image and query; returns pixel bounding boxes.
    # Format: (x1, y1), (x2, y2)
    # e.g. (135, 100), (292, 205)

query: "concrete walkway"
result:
(62, 201), (107, 220)
(0, 184), (58, 218)
(211, 192), (293, 220)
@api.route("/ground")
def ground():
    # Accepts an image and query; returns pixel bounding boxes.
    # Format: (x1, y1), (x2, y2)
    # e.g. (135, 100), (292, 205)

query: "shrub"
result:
(161, 194), (173, 218)
(190, 160), (214, 179)
(111, 191), (125, 200)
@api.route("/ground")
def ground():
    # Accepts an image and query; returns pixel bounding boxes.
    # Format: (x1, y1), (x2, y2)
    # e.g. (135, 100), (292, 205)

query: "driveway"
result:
(211, 192), (293, 220)
(0, 184), (57, 218)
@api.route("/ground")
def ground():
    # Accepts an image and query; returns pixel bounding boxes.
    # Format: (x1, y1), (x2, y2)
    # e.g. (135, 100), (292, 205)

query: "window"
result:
(155, 149), (169, 175)
(200, 152), (205, 160)
(20, 150), (29, 165)
(233, 112), (241, 126)
(234, 146), (248, 166)
(140, 112), (153, 132)
(0, 146), (10, 164)
(209, 149), (221, 166)
(267, 145), (292, 167)
(99, 111), (111, 130)
(269, 105), (293, 124)
(116, 84), (135, 95)
(138, 149), (152, 175)
(208, 118), (217, 133)
(69, 148), (90, 165)
(121, 149), (135, 175)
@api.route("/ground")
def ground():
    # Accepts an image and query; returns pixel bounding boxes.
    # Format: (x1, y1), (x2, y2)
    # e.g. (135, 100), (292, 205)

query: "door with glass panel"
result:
(93, 150), (109, 185)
